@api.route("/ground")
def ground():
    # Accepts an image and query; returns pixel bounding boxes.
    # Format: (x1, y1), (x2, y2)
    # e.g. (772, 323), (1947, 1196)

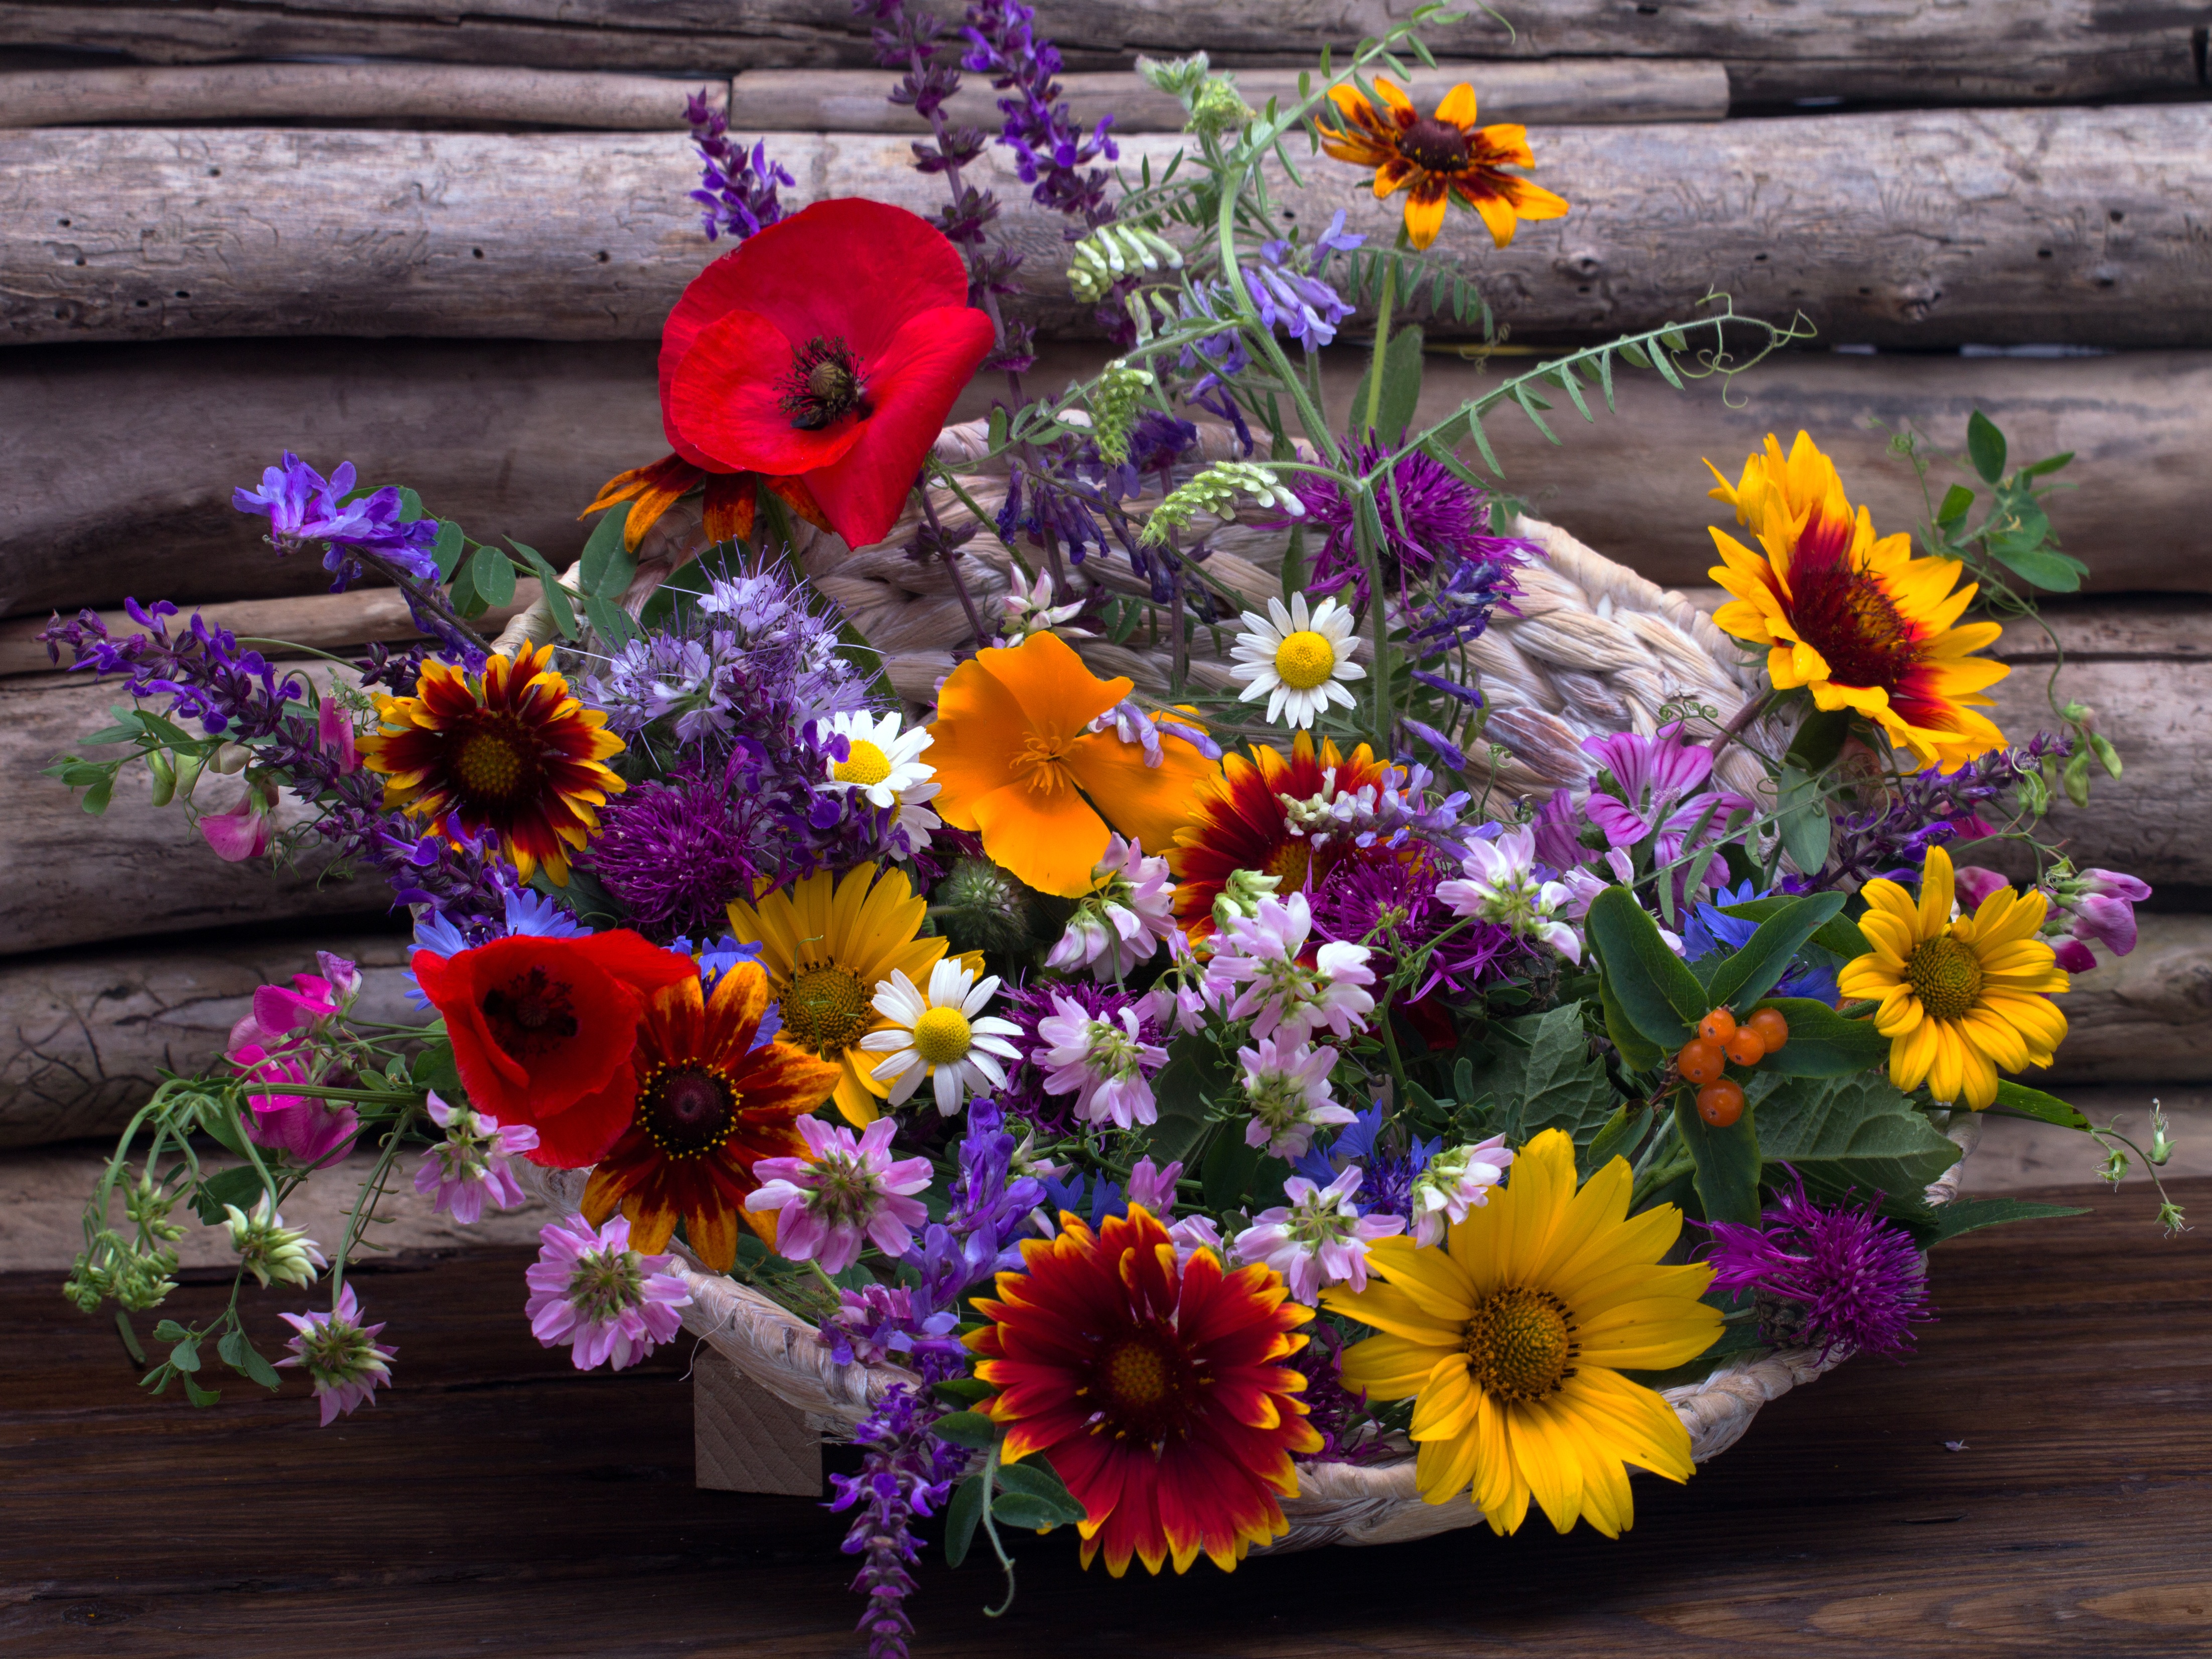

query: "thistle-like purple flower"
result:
(585, 770), (764, 943)
(1702, 1175), (1933, 1360)
(1308, 844), (1527, 1000)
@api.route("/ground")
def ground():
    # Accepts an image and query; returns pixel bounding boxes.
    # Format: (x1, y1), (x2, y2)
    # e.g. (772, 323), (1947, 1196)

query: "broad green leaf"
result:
(1140, 1037), (1224, 1165)
(1784, 707), (1855, 775)
(582, 592), (639, 648)
(1750, 997), (1889, 1076)
(216, 1329), (282, 1390)
(1587, 886), (1705, 1047)
(1598, 971), (1662, 1070)
(468, 544), (516, 609)
(932, 1376), (993, 1405)
(1580, 1103), (1646, 1176)
(1776, 765), (1831, 876)
(1966, 409), (2007, 483)
(1992, 1079), (2091, 1130)
(1201, 1119), (1264, 1210)
(1754, 1073), (1962, 1201)
(1674, 1094), (1761, 1224)
(929, 1411), (1000, 1450)
(993, 1458), (1087, 1523)
(432, 519), (465, 578)
(1931, 1196), (2088, 1243)
(188, 1163), (268, 1226)
(1705, 892), (1847, 1014)
(1718, 896), (1872, 963)
(510, 540), (578, 640)
(579, 504), (636, 599)
(1988, 540), (2086, 593)
(944, 1476), (986, 1569)
(991, 1492), (1074, 1531)
(1514, 1002), (1618, 1145)
(1349, 321), (1425, 441)
(396, 486), (425, 522)
(1936, 483), (1976, 526)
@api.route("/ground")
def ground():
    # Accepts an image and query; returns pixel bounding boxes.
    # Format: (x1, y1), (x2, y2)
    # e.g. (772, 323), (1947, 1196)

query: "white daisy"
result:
(859, 959), (1023, 1116)
(822, 709), (943, 849)
(1227, 592), (1365, 730)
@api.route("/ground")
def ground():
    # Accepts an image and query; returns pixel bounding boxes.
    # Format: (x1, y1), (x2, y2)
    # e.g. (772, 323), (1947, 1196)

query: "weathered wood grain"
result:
(9, 108), (2212, 350)
(10, 339), (2212, 622)
(0, 62), (721, 128)
(2045, 915), (2212, 1087)
(730, 59), (1731, 133)
(1, 0), (2203, 103)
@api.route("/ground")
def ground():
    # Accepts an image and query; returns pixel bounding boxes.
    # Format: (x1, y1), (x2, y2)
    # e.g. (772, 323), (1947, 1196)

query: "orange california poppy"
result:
(580, 961), (841, 1272)
(926, 631), (1222, 897)
(1316, 79), (1569, 251)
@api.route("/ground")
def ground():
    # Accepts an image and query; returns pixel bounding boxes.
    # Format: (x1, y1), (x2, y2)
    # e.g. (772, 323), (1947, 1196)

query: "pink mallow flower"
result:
(1235, 1166), (1405, 1305)
(745, 1117), (933, 1274)
(1034, 995), (1169, 1130)
(1580, 723), (1756, 869)
(1239, 1037), (1353, 1160)
(1044, 834), (1179, 980)
(1406, 1134), (1514, 1248)
(524, 1212), (692, 1371)
(1952, 865), (2013, 911)
(277, 1283), (396, 1427)
(413, 1090), (537, 1225)
(1203, 891), (1376, 1046)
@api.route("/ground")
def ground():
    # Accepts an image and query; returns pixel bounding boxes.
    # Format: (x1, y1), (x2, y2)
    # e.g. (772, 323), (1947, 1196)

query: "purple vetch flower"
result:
(412, 1090), (537, 1225)
(231, 452), (440, 591)
(685, 90), (792, 241)
(746, 1117), (935, 1274)
(1701, 1173), (1932, 1360)
(1241, 219), (1361, 351)
(1818, 732), (2073, 890)
(277, 1283), (396, 1426)
(523, 1212), (692, 1372)
(1234, 1166), (1406, 1305)
(818, 1283), (963, 1369)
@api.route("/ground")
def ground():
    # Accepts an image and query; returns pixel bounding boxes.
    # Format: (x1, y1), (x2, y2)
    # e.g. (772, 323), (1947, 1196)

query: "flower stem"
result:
(1360, 236), (1407, 439)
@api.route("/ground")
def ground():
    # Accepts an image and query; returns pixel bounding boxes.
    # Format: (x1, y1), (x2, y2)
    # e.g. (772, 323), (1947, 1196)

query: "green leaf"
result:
(1936, 483), (1976, 526)
(1581, 1103), (1646, 1176)
(1586, 886), (1704, 1048)
(182, 1373), (222, 1408)
(447, 547), (483, 616)
(1350, 321), (1425, 441)
(944, 1475), (986, 1569)
(1620, 341), (1653, 369)
(217, 1329), (283, 1391)
(1751, 997), (1889, 1076)
(582, 592), (639, 649)
(1141, 1036), (1226, 1165)
(80, 774), (114, 814)
(928, 1411), (1001, 1450)
(1674, 1093), (1762, 1224)
(410, 1041), (464, 1098)
(153, 1319), (192, 1343)
(468, 544), (516, 609)
(993, 1458), (1088, 1524)
(396, 486), (425, 522)
(1754, 1073), (1962, 1201)
(511, 541), (578, 640)
(579, 505), (636, 599)
(1705, 892), (1847, 1014)
(1966, 410), (2007, 484)
(1719, 897), (1871, 963)
(432, 519), (465, 578)
(189, 1163), (269, 1225)
(932, 1376), (993, 1405)
(1201, 1118), (1264, 1209)
(1784, 707), (1856, 775)
(1988, 539), (2086, 593)
(1993, 1079), (2091, 1130)
(1931, 1196), (2087, 1243)
(1510, 381), (1560, 445)
(2020, 450), (2075, 479)
(991, 1491), (1073, 1532)
(1776, 766), (1831, 876)
(170, 1336), (201, 1373)
(1597, 971), (1659, 1069)
(1513, 1002), (1618, 1145)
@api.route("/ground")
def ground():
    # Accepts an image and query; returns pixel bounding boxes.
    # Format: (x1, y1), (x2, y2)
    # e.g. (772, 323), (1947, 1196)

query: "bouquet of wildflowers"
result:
(46, 6), (2180, 1649)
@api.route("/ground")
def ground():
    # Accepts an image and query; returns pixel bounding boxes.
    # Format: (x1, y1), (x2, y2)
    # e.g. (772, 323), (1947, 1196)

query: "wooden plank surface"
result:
(3, 1178), (2205, 1655)
(11, 108), (2212, 350)
(0, 0), (2201, 104)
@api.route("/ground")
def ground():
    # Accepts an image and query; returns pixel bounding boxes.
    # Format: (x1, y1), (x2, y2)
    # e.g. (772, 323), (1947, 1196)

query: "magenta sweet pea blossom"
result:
(745, 1117), (934, 1274)
(524, 1212), (692, 1371)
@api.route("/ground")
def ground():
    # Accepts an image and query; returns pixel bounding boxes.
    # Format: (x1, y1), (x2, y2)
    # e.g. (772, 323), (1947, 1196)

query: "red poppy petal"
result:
(525, 1065), (639, 1169)
(667, 307), (872, 478)
(800, 304), (998, 548)
(573, 930), (707, 1000)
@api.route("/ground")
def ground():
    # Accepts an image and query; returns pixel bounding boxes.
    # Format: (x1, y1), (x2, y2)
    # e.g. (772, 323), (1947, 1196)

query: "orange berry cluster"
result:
(1676, 1007), (1789, 1127)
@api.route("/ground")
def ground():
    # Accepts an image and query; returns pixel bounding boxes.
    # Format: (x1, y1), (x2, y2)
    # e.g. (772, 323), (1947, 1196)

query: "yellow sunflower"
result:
(1315, 78), (1568, 251)
(1323, 1129), (1718, 1537)
(725, 864), (970, 1127)
(1706, 431), (2010, 772)
(1837, 844), (2069, 1110)
(357, 641), (625, 884)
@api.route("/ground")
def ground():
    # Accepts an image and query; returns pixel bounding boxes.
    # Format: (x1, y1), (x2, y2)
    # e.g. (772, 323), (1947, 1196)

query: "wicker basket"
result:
(495, 432), (1976, 1547)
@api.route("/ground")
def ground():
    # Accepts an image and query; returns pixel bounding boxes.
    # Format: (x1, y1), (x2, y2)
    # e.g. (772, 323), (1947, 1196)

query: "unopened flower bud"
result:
(1211, 867), (1283, 931)
(225, 1192), (328, 1290)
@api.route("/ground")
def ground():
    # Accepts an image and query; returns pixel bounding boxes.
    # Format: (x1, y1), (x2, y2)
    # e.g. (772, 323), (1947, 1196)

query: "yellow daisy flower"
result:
(1836, 844), (2069, 1109)
(725, 865), (963, 1127)
(1705, 431), (2010, 772)
(1324, 1130), (1720, 1537)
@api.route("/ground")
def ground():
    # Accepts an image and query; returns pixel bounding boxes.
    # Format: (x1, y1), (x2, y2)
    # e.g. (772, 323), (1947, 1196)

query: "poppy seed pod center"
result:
(1398, 115), (1471, 173)
(780, 335), (870, 431)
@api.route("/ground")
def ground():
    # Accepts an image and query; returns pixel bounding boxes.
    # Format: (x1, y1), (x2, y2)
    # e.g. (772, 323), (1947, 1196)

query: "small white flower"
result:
(995, 567), (1084, 645)
(861, 959), (1024, 1116)
(1228, 592), (1366, 730)
(1437, 825), (1583, 963)
(821, 709), (942, 849)
(224, 1192), (327, 1291)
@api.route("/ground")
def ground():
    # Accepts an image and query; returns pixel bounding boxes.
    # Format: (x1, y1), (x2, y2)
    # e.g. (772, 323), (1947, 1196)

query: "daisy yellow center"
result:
(910, 1006), (974, 1067)
(833, 739), (893, 788)
(1398, 115), (1471, 174)
(1906, 933), (1985, 1023)
(779, 964), (873, 1056)
(1273, 630), (1338, 691)
(637, 1060), (738, 1160)
(1463, 1286), (1578, 1404)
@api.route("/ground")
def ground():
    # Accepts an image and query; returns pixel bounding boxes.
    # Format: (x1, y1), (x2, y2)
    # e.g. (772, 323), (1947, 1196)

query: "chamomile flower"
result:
(861, 958), (1025, 1116)
(1229, 593), (1365, 730)
(821, 709), (943, 848)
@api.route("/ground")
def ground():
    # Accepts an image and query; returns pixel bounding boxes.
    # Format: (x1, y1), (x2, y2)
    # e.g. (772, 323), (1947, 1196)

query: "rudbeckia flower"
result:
(927, 631), (1222, 897)
(1325, 1129), (1720, 1536)
(358, 642), (626, 885)
(1837, 843), (2069, 1110)
(1316, 78), (1569, 251)
(1706, 431), (2010, 772)
(412, 931), (701, 1167)
(581, 960), (842, 1272)
(969, 1204), (1323, 1575)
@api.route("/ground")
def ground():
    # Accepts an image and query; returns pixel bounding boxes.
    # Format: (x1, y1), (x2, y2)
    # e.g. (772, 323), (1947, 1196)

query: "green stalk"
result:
(1360, 232), (1408, 438)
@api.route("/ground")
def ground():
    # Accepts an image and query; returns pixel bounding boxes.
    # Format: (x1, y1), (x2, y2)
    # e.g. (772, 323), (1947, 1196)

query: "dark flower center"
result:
(779, 336), (871, 431)
(450, 710), (543, 806)
(1780, 515), (1924, 694)
(481, 967), (579, 1060)
(1397, 115), (1471, 174)
(638, 1061), (739, 1159)
(1081, 1323), (1203, 1446)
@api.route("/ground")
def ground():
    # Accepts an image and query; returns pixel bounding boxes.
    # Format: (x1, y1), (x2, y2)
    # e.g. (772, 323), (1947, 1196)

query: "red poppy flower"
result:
(413, 932), (700, 1168)
(658, 198), (997, 551)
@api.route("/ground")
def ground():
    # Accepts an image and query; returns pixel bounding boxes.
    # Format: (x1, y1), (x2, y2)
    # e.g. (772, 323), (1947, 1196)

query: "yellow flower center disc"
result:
(1102, 1338), (1172, 1408)
(1273, 629), (1338, 691)
(454, 725), (528, 801)
(779, 964), (873, 1055)
(1906, 933), (1985, 1023)
(1463, 1286), (1578, 1403)
(833, 738), (894, 789)
(910, 1005), (974, 1067)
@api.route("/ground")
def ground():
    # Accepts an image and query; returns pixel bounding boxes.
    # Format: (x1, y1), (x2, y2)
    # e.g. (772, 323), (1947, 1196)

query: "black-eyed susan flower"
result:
(1324, 1129), (1720, 1536)
(1707, 432), (2011, 772)
(1316, 78), (1569, 250)
(1837, 843), (2069, 1110)
(359, 641), (626, 884)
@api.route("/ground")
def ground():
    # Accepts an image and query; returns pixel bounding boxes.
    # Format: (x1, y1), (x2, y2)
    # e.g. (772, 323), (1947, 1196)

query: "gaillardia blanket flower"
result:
(359, 641), (626, 884)
(1837, 843), (2069, 1109)
(1707, 431), (2010, 772)
(969, 1204), (1322, 1575)
(1324, 1130), (1719, 1537)
(1316, 78), (1568, 250)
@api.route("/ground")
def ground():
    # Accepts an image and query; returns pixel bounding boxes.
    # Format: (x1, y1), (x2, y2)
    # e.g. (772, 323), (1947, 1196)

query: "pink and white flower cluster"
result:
(412, 1090), (537, 1224)
(1203, 891), (1376, 1045)
(1238, 1037), (1353, 1160)
(1407, 1133), (1515, 1247)
(746, 1117), (934, 1273)
(1234, 1167), (1405, 1305)
(524, 1212), (692, 1372)
(1045, 834), (1178, 980)
(1033, 995), (1170, 1129)
(1437, 826), (1582, 962)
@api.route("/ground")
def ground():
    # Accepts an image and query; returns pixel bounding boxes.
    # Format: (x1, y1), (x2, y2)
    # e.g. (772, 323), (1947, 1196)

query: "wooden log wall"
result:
(4, 0), (2210, 1149)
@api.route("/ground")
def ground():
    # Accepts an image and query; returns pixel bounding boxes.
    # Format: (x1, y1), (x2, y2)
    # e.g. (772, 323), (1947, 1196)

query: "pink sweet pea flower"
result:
(230, 1042), (359, 1165)
(316, 694), (359, 775)
(198, 789), (273, 862)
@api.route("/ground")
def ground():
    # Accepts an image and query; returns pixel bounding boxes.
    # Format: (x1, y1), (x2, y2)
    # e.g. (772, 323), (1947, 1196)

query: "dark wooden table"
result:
(6, 1180), (2209, 1657)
